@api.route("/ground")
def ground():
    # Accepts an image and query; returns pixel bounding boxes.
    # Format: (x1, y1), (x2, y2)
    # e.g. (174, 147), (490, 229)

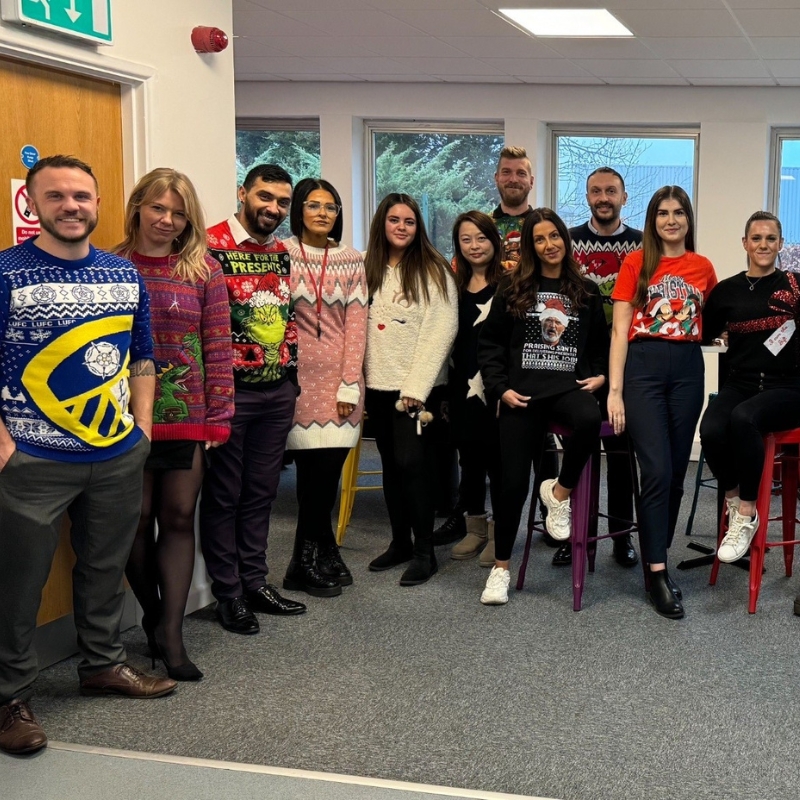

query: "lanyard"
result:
(298, 241), (329, 339)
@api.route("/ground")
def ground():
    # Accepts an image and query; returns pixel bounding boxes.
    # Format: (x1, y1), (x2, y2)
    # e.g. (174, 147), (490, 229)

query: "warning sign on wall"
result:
(11, 179), (40, 244)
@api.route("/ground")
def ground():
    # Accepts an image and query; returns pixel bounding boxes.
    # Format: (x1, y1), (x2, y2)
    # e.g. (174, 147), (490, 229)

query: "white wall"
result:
(0, 0), (237, 224)
(236, 80), (799, 280)
(1, 0), (238, 615)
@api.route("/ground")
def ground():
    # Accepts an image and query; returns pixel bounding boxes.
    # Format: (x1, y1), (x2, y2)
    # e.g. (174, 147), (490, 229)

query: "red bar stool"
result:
(709, 428), (800, 613)
(516, 421), (645, 610)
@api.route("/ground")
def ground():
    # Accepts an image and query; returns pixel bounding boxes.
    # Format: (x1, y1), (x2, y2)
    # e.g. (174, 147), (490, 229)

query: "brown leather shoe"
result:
(80, 663), (177, 698)
(0, 699), (48, 755)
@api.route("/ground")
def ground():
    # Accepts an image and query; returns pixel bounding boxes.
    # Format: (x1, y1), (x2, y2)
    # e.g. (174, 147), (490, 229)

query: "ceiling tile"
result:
(233, 56), (315, 73)
(232, 3), (321, 37)
(238, 36), (376, 58)
(641, 37), (758, 59)
(724, 0), (800, 7)
(750, 37), (800, 59)
(766, 60), (800, 78)
(232, 37), (293, 58)
(479, 58), (596, 77)
(356, 36), (466, 58)
(360, 74), (445, 82)
(236, 74), (290, 82)
(777, 77), (800, 85)
(249, 0), (373, 8)
(576, 59), (682, 78)
(604, 76), (691, 84)
(388, 57), (508, 76)
(369, 0), (485, 8)
(668, 59), (771, 77)
(281, 74), (366, 82)
(516, 75), (605, 84)
(688, 77), (777, 85)
(734, 10), (800, 36)
(606, 0), (724, 7)
(439, 35), (561, 58)
(281, 9), (425, 37)
(610, 9), (742, 36)
(435, 75), (523, 83)
(385, 10), (519, 37)
(543, 38), (655, 60)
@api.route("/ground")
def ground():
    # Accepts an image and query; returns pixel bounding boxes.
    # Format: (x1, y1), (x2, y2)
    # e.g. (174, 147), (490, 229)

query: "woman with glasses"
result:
(608, 186), (717, 619)
(282, 178), (368, 597)
(116, 168), (234, 680)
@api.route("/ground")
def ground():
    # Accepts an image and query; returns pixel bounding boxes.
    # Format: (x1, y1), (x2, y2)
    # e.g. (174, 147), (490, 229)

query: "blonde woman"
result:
(116, 168), (234, 680)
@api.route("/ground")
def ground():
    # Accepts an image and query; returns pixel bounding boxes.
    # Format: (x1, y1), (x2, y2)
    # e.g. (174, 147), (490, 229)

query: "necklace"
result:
(298, 240), (329, 339)
(744, 269), (774, 291)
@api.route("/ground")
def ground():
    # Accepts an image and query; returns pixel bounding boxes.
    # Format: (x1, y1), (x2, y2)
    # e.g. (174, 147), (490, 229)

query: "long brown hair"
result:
(364, 193), (451, 304)
(633, 185), (695, 308)
(452, 210), (504, 294)
(115, 168), (210, 283)
(505, 208), (588, 318)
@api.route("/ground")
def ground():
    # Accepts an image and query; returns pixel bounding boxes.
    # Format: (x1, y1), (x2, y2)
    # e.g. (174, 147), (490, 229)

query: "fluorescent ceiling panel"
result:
(498, 8), (634, 37)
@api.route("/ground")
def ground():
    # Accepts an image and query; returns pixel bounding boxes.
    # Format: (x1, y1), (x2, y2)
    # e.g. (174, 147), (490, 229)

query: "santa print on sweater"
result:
(207, 220), (297, 387)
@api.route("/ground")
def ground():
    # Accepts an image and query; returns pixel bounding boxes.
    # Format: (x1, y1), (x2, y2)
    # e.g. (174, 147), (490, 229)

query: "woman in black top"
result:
(700, 211), (800, 564)
(478, 208), (608, 605)
(448, 211), (505, 564)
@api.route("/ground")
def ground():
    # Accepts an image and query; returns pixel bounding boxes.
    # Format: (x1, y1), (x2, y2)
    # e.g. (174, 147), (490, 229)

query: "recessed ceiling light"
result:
(498, 8), (634, 37)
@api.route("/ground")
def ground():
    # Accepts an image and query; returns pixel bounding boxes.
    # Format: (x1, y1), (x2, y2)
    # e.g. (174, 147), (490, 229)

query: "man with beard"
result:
(0, 155), (175, 756)
(202, 164), (306, 635)
(558, 166), (643, 569)
(491, 145), (535, 269)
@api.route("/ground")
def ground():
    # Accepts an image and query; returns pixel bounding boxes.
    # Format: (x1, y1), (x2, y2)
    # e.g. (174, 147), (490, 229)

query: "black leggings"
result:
(291, 448), (350, 551)
(457, 438), (502, 516)
(494, 389), (601, 562)
(700, 378), (800, 501)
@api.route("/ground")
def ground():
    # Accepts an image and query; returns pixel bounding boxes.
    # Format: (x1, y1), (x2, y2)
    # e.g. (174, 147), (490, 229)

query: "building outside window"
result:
(772, 131), (800, 273)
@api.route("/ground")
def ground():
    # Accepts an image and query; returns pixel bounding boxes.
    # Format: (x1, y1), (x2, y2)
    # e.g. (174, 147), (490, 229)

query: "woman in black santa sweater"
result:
(700, 211), (800, 568)
(477, 208), (608, 605)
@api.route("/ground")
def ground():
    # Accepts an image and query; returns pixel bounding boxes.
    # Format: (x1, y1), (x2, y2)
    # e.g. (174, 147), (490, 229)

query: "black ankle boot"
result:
(369, 540), (414, 571)
(665, 569), (682, 600)
(432, 509), (466, 546)
(316, 542), (353, 586)
(647, 570), (684, 619)
(283, 541), (342, 597)
(399, 550), (438, 586)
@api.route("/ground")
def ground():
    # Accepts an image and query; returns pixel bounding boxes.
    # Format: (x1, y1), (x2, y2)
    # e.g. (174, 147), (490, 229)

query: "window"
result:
(236, 120), (320, 239)
(552, 129), (699, 231)
(770, 130), (800, 273)
(368, 123), (504, 260)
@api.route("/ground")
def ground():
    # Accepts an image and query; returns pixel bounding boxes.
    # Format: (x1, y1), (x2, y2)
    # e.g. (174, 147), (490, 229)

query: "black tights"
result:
(125, 445), (204, 667)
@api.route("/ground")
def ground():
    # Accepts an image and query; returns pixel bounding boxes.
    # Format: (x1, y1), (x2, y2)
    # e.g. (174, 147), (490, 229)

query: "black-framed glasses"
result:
(303, 201), (341, 216)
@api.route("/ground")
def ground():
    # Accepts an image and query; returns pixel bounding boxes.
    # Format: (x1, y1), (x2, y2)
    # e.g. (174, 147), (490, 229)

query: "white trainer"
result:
(726, 496), (740, 516)
(717, 509), (759, 563)
(539, 478), (572, 541)
(480, 566), (510, 605)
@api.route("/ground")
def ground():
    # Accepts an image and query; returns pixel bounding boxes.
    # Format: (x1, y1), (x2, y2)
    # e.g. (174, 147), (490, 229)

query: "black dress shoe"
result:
(246, 584), (307, 615)
(612, 534), (639, 567)
(399, 554), (438, 586)
(369, 541), (414, 571)
(552, 541), (572, 566)
(216, 597), (259, 634)
(432, 510), (466, 546)
(646, 571), (684, 619)
(316, 542), (353, 587)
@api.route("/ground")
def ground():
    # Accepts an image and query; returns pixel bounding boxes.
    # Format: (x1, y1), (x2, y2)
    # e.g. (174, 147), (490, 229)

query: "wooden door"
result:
(0, 56), (125, 625)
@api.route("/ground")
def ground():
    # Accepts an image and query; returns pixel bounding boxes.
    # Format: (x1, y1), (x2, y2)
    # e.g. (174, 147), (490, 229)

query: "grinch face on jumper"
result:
(241, 300), (286, 365)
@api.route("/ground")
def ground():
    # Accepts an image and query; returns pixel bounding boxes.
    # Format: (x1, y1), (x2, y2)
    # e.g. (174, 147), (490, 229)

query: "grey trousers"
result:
(0, 436), (150, 705)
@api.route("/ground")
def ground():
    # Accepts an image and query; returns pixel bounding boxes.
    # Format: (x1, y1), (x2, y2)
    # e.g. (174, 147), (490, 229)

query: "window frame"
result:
(364, 119), (504, 246)
(549, 125), (701, 228)
(768, 127), (800, 215)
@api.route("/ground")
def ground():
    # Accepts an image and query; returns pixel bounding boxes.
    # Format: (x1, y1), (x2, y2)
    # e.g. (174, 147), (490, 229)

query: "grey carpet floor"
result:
(25, 447), (800, 800)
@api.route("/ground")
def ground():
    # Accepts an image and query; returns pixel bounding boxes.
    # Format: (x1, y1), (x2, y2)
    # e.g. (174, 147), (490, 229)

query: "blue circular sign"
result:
(21, 145), (40, 169)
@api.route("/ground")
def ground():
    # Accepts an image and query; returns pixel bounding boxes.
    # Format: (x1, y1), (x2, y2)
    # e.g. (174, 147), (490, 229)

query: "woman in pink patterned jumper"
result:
(116, 168), (234, 680)
(282, 178), (368, 597)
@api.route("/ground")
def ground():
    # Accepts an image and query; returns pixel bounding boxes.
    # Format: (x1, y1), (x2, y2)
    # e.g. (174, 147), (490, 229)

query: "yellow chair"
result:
(336, 421), (382, 544)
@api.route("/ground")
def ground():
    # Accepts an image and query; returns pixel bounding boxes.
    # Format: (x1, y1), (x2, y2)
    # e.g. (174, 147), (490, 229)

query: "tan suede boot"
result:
(478, 516), (496, 567)
(450, 513), (488, 560)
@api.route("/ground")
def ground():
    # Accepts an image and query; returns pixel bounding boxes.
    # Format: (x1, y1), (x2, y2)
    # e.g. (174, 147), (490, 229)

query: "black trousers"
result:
(624, 341), (704, 565)
(700, 376), (800, 501)
(365, 387), (445, 553)
(494, 388), (601, 562)
(291, 447), (350, 550)
(457, 437), (502, 516)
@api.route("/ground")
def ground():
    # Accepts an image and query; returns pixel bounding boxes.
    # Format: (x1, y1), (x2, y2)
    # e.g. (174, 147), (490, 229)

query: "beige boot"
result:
(451, 514), (488, 560)
(478, 516), (496, 567)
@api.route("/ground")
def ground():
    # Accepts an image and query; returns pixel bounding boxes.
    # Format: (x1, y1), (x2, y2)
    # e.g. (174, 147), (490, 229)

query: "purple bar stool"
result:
(516, 420), (646, 610)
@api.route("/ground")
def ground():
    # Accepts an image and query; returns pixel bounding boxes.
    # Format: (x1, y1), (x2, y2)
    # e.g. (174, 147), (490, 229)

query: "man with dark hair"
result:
(560, 166), (644, 568)
(201, 164), (306, 635)
(0, 155), (175, 756)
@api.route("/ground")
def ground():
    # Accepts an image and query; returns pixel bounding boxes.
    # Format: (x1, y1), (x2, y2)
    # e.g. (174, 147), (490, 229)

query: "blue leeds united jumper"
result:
(0, 238), (154, 463)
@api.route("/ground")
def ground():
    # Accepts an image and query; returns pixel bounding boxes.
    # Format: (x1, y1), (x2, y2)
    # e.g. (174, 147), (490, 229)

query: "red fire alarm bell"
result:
(192, 27), (229, 54)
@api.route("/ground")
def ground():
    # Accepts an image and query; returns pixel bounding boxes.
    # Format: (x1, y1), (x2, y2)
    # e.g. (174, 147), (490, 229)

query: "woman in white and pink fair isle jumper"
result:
(282, 178), (368, 598)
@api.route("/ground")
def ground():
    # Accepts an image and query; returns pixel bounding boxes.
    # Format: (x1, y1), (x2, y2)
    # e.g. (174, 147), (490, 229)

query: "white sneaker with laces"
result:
(480, 566), (510, 605)
(717, 508), (759, 563)
(539, 478), (571, 541)
(726, 496), (740, 516)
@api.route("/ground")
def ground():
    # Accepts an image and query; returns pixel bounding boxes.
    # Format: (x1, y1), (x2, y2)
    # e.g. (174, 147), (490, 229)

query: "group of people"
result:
(1, 146), (799, 757)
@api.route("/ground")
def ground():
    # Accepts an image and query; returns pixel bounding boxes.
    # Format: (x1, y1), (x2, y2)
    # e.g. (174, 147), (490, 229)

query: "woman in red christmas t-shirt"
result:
(608, 186), (717, 620)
